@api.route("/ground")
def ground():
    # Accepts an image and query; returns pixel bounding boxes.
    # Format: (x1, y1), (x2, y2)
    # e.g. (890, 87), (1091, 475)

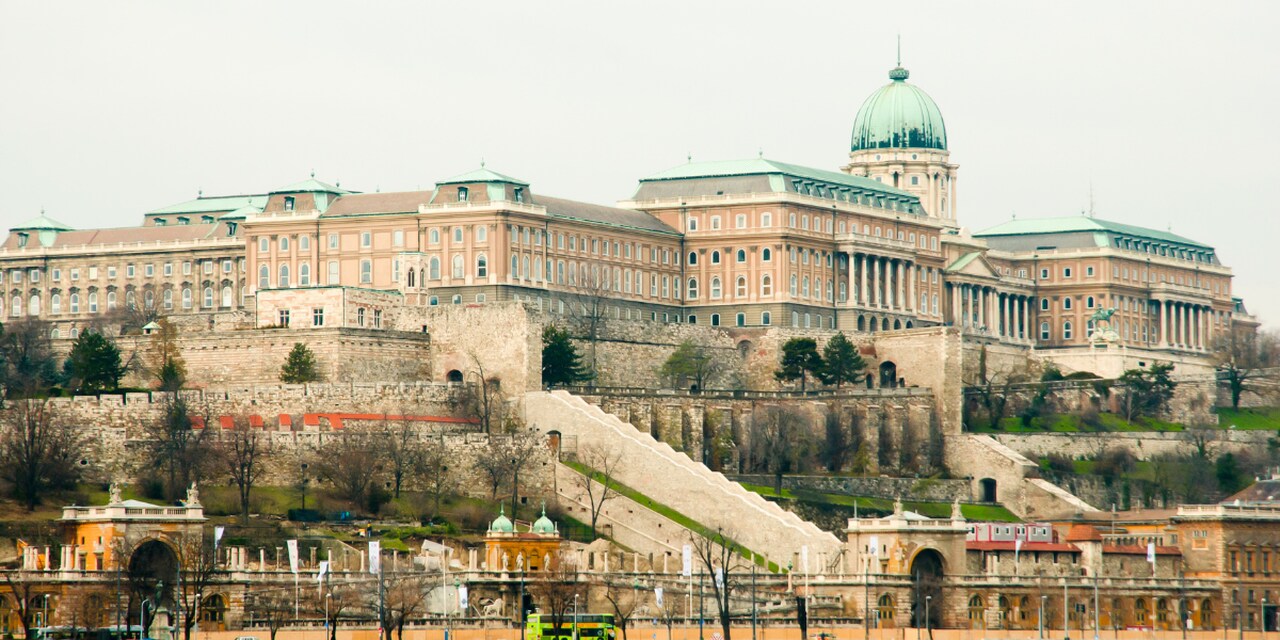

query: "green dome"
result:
(489, 506), (514, 534)
(532, 504), (556, 534)
(850, 66), (947, 152)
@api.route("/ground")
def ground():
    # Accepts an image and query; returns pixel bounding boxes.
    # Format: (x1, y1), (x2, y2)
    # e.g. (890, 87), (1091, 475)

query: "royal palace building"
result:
(0, 61), (1254, 374)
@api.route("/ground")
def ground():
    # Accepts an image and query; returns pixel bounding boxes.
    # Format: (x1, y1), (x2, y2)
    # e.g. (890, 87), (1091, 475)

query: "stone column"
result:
(871, 256), (880, 308)
(897, 261), (907, 311)
(847, 253), (856, 306)
(977, 287), (987, 331)
(860, 254), (868, 306)
(951, 283), (961, 326)
(1160, 302), (1170, 348)
(907, 263), (916, 314)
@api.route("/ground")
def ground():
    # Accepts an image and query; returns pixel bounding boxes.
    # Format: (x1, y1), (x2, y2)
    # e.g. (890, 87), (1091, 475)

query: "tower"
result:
(843, 60), (959, 224)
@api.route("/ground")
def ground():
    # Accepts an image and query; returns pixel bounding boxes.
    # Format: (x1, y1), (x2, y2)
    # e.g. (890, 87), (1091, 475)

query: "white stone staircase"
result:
(525, 390), (843, 571)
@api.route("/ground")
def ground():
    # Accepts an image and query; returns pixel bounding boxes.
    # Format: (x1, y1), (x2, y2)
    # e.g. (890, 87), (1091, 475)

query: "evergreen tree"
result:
(819, 333), (866, 388)
(774, 337), (823, 391)
(659, 340), (720, 391)
(279, 343), (322, 383)
(64, 331), (125, 393)
(541, 325), (590, 387)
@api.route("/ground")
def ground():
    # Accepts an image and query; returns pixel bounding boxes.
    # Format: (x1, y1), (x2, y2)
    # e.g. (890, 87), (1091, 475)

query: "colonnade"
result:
(948, 282), (1033, 343)
(1154, 299), (1217, 351)
(847, 252), (927, 314)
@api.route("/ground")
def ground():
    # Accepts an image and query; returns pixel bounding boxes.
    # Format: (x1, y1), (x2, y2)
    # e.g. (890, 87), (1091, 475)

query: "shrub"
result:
(1044, 452), (1075, 474)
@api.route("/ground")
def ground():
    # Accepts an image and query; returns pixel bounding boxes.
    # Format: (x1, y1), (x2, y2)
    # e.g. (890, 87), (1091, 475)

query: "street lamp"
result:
(573, 594), (580, 640)
(925, 596), (932, 640)
(1040, 595), (1048, 640)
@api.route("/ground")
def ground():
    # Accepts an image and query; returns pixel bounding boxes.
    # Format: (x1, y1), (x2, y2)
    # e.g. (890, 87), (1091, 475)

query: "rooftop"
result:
(975, 215), (1211, 249)
(641, 157), (916, 198)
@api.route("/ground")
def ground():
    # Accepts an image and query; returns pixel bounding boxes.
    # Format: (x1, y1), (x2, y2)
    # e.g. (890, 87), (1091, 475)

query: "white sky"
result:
(1, 1), (1276, 327)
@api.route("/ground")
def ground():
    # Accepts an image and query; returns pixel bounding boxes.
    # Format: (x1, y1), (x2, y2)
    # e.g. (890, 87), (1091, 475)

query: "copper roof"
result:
(2, 223), (225, 250)
(322, 191), (435, 217)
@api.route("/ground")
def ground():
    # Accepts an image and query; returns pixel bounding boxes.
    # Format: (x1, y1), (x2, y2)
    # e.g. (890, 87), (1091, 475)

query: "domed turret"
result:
(489, 505), (514, 534)
(843, 60), (959, 223)
(850, 65), (948, 152)
(532, 504), (556, 535)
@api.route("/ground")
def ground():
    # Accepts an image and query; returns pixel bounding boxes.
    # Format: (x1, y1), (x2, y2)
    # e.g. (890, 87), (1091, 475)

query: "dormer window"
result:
(457, 187), (469, 202)
(155, 218), (167, 226)
(226, 222), (237, 236)
(201, 215), (214, 224)
(284, 196), (296, 211)
(177, 216), (190, 225)
(514, 187), (524, 203)
(16, 233), (28, 248)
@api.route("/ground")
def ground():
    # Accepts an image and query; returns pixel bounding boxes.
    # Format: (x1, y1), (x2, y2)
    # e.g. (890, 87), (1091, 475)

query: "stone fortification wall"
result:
(572, 387), (937, 474)
(725, 474), (972, 503)
(35, 382), (554, 506)
(396, 303), (542, 391)
(524, 390), (843, 569)
(993, 429), (1273, 462)
(944, 434), (1095, 519)
(965, 375), (1218, 429)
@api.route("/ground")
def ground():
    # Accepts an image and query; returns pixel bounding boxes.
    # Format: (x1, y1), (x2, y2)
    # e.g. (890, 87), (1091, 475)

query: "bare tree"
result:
(574, 443), (623, 536)
(601, 577), (647, 640)
(248, 587), (296, 640)
(963, 346), (1034, 428)
(689, 528), (749, 640)
(311, 580), (365, 640)
(0, 398), (83, 510)
(145, 396), (213, 500)
(220, 416), (266, 520)
(312, 431), (385, 510)
(174, 531), (220, 640)
(1215, 329), (1280, 410)
(3, 569), (45, 640)
(474, 425), (544, 519)
(383, 572), (431, 640)
(530, 552), (586, 637)
(655, 586), (683, 640)
(0, 316), (60, 399)
(420, 431), (454, 521)
(748, 406), (812, 495)
(381, 409), (425, 499)
(458, 352), (513, 434)
(145, 317), (187, 391)
(563, 269), (613, 380)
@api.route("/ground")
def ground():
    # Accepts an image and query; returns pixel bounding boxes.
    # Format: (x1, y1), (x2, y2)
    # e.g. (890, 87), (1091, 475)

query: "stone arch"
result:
(881, 318), (890, 331)
(857, 316), (866, 331)
(200, 593), (228, 629)
(906, 320), (914, 329)
(878, 361), (898, 388)
(128, 538), (179, 607)
(445, 369), (463, 383)
(893, 319), (902, 330)
(736, 339), (753, 359)
(909, 548), (945, 628)
(979, 477), (998, 503)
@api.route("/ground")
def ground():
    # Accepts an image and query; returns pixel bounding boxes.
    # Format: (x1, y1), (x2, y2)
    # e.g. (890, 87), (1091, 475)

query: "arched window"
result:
(826, 279), (834, 301)
(203, 287), (213, 308)
(558, 261), (566, 284)
(476, 226), (487, 243)
(736, 249), (746, 263)
(107, 291), (117, 310)
(51, 293), (62, 314)
(143, 290), (153, 309)
(761, 274), (773, 296)
(163, 289), (173, 309)
(688, 252), (698, 266)
(710, 277), (722, 299)
(429, 257), (441, 280)
(258, 265), (269, 289)
(70, 293), (80, 313)
(28, 294), (41, 316)
(735, 312), (745, 327)
(761, 311), (771, 325)
(1040, 321), (1051, 341)
(181, 288), (191, 309)
(762, 247), (772, 261)
(790, 275), (798, 296)
(522, 256), (530, 279)
(449, 254), (464, 279)
(278, 264), (290, 288)
(802, 276), (810, 297)
(735, 276), (747, 298)
(429, 228), (440, 244)
(407, 269), (415, 287)
(878, 594), (895, 621)
(687, 277), (699, 300)
(711, 251), (721, 264)
(221, 286), (232, 307)
(453, 227), (463, 243)
(359, 259), (371, 284)
(1063, 321), (1073, 340)
(476, 254), (488, 278)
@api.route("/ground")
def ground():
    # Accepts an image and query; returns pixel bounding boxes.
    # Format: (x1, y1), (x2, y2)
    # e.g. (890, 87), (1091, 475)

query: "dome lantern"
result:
(849, 64), (948, 153)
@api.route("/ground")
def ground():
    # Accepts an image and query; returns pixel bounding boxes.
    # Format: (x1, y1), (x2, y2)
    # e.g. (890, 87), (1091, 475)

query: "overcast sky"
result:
(1, 1), (1276, 327)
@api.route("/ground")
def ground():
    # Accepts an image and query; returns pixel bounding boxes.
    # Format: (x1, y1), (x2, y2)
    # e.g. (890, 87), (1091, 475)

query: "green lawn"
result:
(1215, 407), (1280, 430)
(739, 483), (1020, 522)
(972, 412), (1184, 433)
(562, 460), (782, 573)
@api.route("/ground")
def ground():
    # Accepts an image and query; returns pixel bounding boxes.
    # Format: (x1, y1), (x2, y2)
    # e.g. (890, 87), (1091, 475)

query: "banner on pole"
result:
(317, 560), (329, 583)
(458, 584), (469, 609)
(654, 587), (664, 608)
(369, 540), (381, 574)
(714, 567), (723, 589)
(868, 535), (879, 556)
(801, 546), (809, 574)
(287, 540), (299, 574)
(214, 526), (225, 548)
(681, 545), (692, 577)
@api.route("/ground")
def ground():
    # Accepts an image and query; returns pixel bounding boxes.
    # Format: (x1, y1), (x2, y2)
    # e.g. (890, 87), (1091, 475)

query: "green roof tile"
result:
(436, 167), (529, 186)
(641, 157), (915, 198)
(975, 215), (1210, 249)
(11, 213), (73, 232)
(147, 195), (267, 216)
(269, 178), (352, 195)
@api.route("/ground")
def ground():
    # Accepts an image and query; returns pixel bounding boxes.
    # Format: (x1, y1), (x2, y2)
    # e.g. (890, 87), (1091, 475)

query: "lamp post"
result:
(519, 567), (526, 640)
(573, 594), (580, 640)
(1065, 581), (1071, 640)
(140, 599), (151, 640)
(1040, 595), (1048, 640)
(925, 595), (932, 640)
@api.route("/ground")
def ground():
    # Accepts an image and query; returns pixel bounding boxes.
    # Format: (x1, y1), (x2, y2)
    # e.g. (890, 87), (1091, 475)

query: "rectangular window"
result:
(164, 263), (173, 276)
(145, 264), (154, 277)
(70, 269), (79, 281)
(361, 232), (371, 248)
(127, 264), (135, 278)
(312, 308), (324, 327)
(182, 261), (191, 275)
(328, 261), (339, 285)
(278, 309), (290, 327)
(328, 233), (339, 249)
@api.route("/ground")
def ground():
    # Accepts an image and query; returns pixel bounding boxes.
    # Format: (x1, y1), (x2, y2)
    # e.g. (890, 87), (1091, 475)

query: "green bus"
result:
(525, 613), (616, 640)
